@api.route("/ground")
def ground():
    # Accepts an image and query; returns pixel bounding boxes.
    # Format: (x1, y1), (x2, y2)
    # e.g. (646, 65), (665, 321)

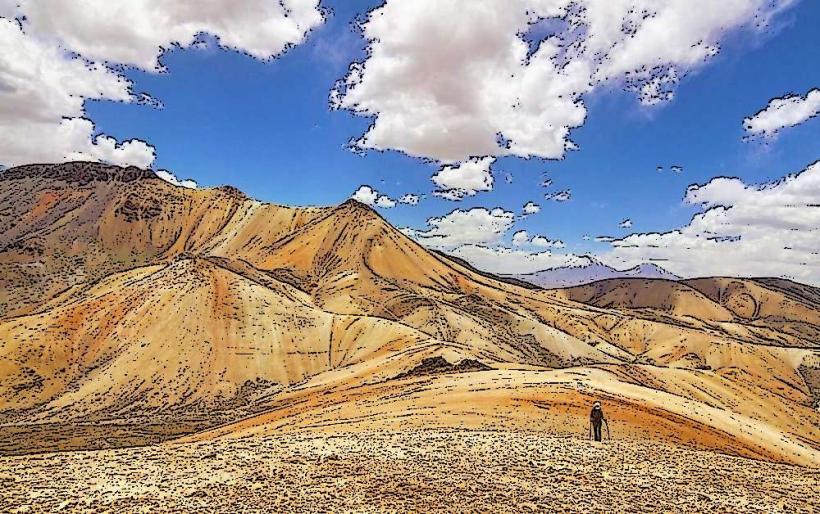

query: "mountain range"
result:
(0, 162), (818, 467)
(505, 259), (680, 289)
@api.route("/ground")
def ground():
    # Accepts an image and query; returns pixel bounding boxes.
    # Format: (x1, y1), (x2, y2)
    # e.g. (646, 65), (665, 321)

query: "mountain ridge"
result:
(504, 257), (680, 289)
(0, 162), (818, 466)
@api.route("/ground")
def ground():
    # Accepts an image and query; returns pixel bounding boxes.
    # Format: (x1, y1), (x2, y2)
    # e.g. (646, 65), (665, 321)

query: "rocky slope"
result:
(0, 162), (818, 467)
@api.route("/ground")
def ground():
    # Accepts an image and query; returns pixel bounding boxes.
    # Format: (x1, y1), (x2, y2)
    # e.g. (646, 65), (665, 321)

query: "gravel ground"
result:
(1, 430), (818, 513)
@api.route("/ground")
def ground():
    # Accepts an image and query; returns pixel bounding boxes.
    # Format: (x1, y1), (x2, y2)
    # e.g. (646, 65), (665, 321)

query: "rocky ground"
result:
(1, 430), (818, 513)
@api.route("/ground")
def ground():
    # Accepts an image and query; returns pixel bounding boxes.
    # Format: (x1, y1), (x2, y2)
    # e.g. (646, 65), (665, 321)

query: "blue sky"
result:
(3, 0), (820, 282)
(86, 1), (819, 247)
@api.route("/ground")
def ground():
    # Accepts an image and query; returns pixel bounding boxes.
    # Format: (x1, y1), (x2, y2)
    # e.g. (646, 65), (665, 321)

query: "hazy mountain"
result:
(506, 259), (679, 289)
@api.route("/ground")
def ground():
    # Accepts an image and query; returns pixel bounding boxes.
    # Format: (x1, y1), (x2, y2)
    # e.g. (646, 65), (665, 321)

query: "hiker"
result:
(589, 401), (610, 442)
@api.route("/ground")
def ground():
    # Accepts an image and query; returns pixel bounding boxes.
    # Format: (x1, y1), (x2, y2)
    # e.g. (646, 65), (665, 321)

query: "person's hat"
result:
(593, 401), (601, 408)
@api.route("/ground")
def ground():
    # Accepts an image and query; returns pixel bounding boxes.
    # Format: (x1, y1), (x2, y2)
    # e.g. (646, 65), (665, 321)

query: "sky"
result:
(1, 0), (819, 283)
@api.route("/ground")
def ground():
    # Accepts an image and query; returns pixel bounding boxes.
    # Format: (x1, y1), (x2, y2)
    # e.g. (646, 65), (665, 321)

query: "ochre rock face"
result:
(0, 162), (818, 466)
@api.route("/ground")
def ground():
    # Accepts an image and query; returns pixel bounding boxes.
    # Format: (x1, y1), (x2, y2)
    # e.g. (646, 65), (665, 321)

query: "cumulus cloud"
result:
(744, 89), (820, 137)
(599, 161), (820, 284)
(156, 169), (197, 189)
(619, 219), (633, 229)
(432, 157), (494, 200)
(352, 185), (421, 209)
(0, 1), (325, 168)
(351, 185), (403, 209)
(376, 195), (396, 208)
(449, 245), (588, 275)
(399, 193), (420, 205)
(403, 207), (515, 249)
(532, 235), (565, 249)
(351, 185), (379, 205)
(333, 0), (793, 163)
(403, 204), (578, 274)
(511, 230), (564, 248)
(512, 230), (530, 246)
(18, 0), (325, 70)
(545, 190), (571, 202)
(0, 19), (149, 167)
(522, 201), (540, 215)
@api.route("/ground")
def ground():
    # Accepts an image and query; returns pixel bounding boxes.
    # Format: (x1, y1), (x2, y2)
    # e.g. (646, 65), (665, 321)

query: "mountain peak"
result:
(1, 161), (157, 185)
(213, 185), (249, 201)
(339, 198), (374, 210)
(335, 198), (382, 220)
(510, 259), (678, 289)
(623, 262), (679, 279)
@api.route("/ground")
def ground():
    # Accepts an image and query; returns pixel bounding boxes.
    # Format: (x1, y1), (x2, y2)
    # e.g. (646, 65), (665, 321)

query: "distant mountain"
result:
(505, 259), (679, 289)
(622, 263), (680, 280)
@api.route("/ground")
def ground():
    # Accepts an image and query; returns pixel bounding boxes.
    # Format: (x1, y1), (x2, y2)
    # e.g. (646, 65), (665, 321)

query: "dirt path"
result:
(1, 430), (817, 513)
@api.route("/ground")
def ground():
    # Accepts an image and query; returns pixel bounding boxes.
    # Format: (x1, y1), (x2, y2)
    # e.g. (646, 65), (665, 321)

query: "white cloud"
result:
(0, 19), (151, 168)
(522, 201), (540, 215)
(399, 193), (420, 205)
(599, 161), (820, 285)
(510, 229), (564, 249)
(432, 190), (466, 201)
(18, 0), (325, 70)
(512, 230), (529, 246)
(70, 135), (156, 168)
(531, 236), (550, 248)
(333, 0), (793, 163)
(403, 207), (515, 249)
(432, 157), (494, 200)
(156, 169), (197, 189)
(376, 195), (396, 208)
(545, 190), (571, 202)
(450, 244), (588, 275)
(351, 185), (414, 209)
(744, 88), (820, 137)
(619, 219), (633, 229)
(351, 185), (379, 205)
(0, 2), (20, 17)
(0, 1), (325, 168)
(532, 236), (565, 249)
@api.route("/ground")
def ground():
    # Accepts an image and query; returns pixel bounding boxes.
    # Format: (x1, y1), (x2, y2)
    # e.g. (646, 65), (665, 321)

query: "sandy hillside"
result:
(0, 162), (818, 472)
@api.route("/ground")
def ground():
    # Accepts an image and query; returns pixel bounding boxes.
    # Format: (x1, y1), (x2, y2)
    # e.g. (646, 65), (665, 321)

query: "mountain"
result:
(623, 262), (680, 279)
(0, 162), (818, 467)
(505, 258), (680, 289)
(0, 162), (611, 417)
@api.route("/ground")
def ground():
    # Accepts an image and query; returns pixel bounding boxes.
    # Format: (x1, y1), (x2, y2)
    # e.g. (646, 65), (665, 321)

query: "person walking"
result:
(589, 401), (610, 442)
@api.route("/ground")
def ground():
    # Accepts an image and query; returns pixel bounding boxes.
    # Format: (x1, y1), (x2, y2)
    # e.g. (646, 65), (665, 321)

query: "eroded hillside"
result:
(0, 162), (818, 466)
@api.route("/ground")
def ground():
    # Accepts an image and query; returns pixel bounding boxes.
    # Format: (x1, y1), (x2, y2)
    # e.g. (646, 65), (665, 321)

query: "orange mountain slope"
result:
(0, 162), (818, 466)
